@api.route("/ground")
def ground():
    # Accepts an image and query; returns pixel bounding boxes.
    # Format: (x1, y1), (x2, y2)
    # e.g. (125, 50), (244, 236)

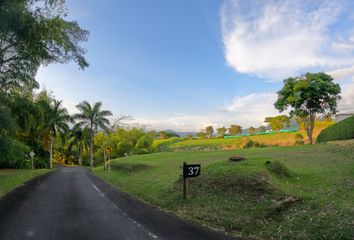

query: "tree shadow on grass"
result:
(110, 163), (152, 173)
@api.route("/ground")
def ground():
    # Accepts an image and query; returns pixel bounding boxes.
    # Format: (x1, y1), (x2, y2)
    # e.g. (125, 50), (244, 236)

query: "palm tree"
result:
(68, 124), (85, 165)
(41, 100), (70, 168)
(74, 101), (112, 167)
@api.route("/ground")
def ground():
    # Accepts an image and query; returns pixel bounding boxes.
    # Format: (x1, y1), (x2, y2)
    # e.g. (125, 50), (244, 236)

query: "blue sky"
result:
(36, 0), (354, 131)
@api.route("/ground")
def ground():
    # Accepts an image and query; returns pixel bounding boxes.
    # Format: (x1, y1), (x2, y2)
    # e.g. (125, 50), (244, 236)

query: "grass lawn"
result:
(0, 169), (52, 197)
(94, 140), (354, 239)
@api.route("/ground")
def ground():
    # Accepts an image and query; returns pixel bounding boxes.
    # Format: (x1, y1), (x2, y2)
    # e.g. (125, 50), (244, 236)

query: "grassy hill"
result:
(317, 116), (354, 143)
(93, 141), (354, 239)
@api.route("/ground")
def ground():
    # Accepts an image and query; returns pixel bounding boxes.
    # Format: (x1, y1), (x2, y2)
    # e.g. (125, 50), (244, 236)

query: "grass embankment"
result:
(94, 141), (354, 239)
(0, 169), (52, 197)
(317, 116), (354, 143)
(154, 122), (333, 152)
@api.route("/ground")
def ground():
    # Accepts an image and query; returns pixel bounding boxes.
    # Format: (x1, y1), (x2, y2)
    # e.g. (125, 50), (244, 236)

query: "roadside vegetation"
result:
(0, 169), (52, 197)
(94, 141), (354, 239)
(0, 0), (89, 169)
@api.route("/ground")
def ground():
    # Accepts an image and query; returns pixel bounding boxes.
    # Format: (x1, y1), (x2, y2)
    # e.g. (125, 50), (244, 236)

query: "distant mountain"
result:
(164, 130), (198, 138)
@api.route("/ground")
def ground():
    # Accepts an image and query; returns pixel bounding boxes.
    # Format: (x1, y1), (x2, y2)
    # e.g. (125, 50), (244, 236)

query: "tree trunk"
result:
(90, 123), (94, 167)
(102, 132), (107, 171)
(308, 114), (315, 144)
(302, 113), (316, 144)
(49, 136), (53, 169)
(90, 135), (93, 167)
(78, 142), (82, 166)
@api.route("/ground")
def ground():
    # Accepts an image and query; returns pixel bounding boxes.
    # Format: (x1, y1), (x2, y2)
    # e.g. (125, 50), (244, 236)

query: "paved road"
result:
(0, 167), (237, 240)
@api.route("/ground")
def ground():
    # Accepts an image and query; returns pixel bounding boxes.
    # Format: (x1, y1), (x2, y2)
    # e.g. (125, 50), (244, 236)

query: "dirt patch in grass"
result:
(188, 172), (281, 201)
(267, 195), (301, 216)
(111, 163), (152, 173)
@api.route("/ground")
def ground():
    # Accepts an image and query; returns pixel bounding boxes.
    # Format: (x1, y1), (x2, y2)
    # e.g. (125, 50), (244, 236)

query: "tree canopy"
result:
(74, 101), (112, 167)
(0, 0), (89, 92)
(205, 125), (214, 139)
(0, 0), (89, 169)
(275, 72), (341, 144)
(216, 127), (227, 138)
(228, 125), (242, 136)
(264, 115), (290, 131)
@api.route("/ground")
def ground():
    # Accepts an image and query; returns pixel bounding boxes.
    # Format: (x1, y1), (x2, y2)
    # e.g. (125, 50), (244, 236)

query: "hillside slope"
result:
(94, 142), (354, 239)
(317, 116), (354, 143)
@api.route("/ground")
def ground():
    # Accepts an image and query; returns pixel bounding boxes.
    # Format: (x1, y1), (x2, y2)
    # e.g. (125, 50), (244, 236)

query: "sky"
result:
(36, 0), (354, 132)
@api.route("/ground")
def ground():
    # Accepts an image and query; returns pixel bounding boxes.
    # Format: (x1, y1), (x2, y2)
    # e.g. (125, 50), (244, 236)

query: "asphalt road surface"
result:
(0, 166), (238, 240)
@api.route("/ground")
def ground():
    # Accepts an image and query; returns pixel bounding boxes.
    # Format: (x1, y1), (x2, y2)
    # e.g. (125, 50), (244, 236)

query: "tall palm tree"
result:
(74, 101), (112, 167)
(68, 124), (85, 165)
(41, 100), (70, 168)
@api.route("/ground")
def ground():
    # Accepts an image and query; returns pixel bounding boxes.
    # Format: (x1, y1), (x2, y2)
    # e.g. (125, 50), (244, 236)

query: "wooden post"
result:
(108, 153), (111, 173)
(183, 162), (187, 199)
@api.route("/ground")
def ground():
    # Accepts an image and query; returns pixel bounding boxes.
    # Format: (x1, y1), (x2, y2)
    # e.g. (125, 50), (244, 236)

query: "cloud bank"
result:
(220, 0), (354, 80)
(134, 93), (280, 132)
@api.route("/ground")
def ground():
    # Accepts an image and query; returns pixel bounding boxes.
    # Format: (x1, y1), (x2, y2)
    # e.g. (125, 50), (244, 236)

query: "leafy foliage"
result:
(228, 124), (242, 136)
(93, 128), (158, 165)
(0, 0), (89, 92)
(158, 131), (179, 139)
(243, 139), (265, 148)
(265, 115), (290, 131)
(205, 125), (214, 139)
(275, 72), (341, 144)
(0, 0), (89, 169)
(216, 127), (227, 138)
(74, 101), (112, 166)
(0, 134), (30, 168)
(248, 126), (256, 134)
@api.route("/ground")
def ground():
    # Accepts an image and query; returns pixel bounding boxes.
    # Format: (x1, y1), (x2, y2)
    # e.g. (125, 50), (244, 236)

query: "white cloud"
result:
(220, 0), (354, 80)
(133, 93), (280, 132)
(338, 78), (354, 113)
(225, 92), (279, 117)
(327, 65), (354, 80)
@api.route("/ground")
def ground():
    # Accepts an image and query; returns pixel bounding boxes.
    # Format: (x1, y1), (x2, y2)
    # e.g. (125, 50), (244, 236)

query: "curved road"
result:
(0, 167), (237, 240)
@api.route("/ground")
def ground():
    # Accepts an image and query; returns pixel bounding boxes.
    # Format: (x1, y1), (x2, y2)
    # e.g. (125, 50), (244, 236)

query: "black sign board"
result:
(183, 163), (201, 178)
(182, 162), (201, 199)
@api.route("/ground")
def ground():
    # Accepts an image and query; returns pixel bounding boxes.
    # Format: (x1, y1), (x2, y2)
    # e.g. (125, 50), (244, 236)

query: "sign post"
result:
(182, 162), (201, 199)
(29, 150), (35, 169)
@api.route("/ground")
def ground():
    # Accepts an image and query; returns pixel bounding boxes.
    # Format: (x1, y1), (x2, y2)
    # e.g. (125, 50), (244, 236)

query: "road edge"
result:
(86, 168), (241, 240)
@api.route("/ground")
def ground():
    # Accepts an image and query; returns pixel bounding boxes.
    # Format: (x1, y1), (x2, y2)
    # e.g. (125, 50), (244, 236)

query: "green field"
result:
(94, 140), (354, 239)
(153, 122), (333, 152)
(0, 169), (52, 197)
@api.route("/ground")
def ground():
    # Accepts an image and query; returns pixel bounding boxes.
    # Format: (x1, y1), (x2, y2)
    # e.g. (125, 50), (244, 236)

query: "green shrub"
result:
(317, 116), (354, 143)
(243, 139), (266, 148)
(81, 158), (90, 166)
(34, 157), (49, 169)
(0, 134), (30, 169)
(265, 160), (293, 177)
(294, 133), (304, 140)
(294, 133), (305, 145)
(135, 135), (154, 154)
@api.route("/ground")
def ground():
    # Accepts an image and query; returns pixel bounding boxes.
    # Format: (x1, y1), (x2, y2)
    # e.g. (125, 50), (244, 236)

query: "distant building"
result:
(335, 113), (354, 122)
